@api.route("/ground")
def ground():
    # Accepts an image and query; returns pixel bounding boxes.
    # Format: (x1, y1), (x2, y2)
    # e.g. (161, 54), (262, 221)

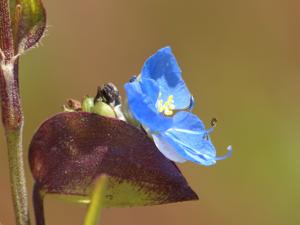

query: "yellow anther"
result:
(164, 107), (174, 116)
(156, 94), (176, 116)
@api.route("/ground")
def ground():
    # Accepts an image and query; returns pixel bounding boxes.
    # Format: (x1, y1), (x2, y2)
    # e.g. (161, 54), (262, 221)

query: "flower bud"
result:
(92, 101), (116, 118)
(82, 96), (94, 112)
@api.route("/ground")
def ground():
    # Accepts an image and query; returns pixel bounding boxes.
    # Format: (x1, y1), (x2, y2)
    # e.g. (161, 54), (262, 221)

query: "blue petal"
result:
(141, 47), (194, 110)
(139, 78), (160, 106)
(158, 111), (218, 166)
(124, 80), (172, 132)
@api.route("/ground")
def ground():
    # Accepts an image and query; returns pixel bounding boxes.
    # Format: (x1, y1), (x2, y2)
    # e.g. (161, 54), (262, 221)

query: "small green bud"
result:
(82, 96), (94, 112)
(92, 101), (116, 118)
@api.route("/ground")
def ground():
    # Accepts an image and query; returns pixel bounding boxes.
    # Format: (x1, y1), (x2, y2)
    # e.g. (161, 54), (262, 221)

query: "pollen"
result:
(157, 93), (176, 116)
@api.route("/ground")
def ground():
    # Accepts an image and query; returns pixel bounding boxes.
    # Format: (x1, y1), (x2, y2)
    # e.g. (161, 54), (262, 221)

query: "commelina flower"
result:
(124, 47), (232, 166)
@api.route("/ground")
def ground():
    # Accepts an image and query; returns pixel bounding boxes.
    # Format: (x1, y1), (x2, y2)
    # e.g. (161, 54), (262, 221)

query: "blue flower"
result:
(124, 47), (232, 166)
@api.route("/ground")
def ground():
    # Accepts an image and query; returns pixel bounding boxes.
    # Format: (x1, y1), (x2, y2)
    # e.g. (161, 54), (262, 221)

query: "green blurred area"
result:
(1, 0), (300, 224)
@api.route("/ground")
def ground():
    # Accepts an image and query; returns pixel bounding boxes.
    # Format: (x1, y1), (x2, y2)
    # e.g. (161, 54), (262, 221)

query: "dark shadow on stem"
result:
(33, 183), (45, 225)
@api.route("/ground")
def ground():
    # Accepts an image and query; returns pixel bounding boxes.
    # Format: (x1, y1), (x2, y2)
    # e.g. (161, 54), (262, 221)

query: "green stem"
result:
(0, 60), (30, 225)
(83, 175), (108, 225)
(6, 127), (30, 225)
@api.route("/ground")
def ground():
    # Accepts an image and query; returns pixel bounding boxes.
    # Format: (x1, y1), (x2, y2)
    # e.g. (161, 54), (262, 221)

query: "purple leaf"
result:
(29, 112), (198, 207)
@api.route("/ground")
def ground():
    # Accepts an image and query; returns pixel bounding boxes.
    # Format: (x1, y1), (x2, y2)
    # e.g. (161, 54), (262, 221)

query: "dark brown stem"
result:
(0, 0), (14, 59)
(33, 183), (45, 225)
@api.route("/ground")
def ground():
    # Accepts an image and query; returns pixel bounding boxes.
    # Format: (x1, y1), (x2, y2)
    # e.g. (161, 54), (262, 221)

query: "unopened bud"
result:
(92, 101), (116, 118)
(82, 96), (94, 112)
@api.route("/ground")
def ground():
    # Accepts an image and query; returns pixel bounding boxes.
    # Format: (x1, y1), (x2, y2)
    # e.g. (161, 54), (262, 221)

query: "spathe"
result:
(29, 112), (198, 207)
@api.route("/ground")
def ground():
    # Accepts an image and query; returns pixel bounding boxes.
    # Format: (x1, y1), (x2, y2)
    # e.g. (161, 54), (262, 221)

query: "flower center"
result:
(156, 93), (176, 116)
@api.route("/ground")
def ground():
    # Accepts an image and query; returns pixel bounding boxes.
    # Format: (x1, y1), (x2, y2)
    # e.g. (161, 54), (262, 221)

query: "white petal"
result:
(152, 134), (186, 163)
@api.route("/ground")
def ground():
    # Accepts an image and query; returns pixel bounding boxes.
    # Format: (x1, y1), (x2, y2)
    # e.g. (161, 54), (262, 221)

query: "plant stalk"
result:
(0, 59), (31, 225)
(0, 1), (30, 224)
(83, 175), (108, 225)
(33, 183), (45, 225)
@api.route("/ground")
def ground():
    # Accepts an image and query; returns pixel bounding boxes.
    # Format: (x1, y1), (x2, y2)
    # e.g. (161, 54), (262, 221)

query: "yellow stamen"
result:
(157, 94), (176, 116)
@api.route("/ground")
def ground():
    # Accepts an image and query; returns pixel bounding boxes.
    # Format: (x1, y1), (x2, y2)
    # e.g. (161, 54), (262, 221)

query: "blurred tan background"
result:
(1, 0), (300, 224)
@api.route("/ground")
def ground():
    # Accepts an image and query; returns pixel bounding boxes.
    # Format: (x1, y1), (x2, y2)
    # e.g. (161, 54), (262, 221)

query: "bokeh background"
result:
(1, 0), (300, 224)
